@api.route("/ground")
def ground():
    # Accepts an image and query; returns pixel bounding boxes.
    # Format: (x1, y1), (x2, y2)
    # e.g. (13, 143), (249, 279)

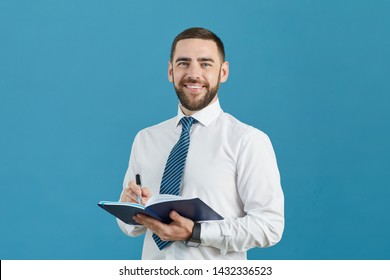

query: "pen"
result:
(136, 174), (142, 205)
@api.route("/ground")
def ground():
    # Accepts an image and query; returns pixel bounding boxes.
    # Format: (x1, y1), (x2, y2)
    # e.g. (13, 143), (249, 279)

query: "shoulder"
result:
(217, 112), (275, 155)
(218, 114), (279, 167)
(134, 117), (176, 140)
(220, 112), (270, 140)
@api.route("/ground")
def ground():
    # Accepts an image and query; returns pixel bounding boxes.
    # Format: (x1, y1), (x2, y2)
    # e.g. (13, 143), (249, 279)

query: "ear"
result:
(168, 61), (173, 83)
(219, 61), (229, 83)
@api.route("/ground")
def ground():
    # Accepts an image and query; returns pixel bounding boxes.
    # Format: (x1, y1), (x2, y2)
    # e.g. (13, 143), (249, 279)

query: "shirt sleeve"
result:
(200, 129), (284, 254)
(117, 132), (147, 237)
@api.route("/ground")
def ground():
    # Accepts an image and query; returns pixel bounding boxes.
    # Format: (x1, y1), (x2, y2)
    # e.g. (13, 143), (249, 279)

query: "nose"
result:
(187, 63), (201, 80)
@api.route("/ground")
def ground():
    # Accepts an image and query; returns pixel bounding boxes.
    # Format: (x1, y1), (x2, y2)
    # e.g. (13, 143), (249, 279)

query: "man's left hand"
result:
(133, 211), (194, 241)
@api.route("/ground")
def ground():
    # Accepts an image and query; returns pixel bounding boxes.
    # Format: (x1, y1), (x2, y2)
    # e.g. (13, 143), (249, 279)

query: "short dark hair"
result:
(170, 27), (225, 62)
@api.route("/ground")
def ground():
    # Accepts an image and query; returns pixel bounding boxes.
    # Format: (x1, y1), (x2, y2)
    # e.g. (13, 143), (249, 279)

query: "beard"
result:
(173, 74), (221, 112)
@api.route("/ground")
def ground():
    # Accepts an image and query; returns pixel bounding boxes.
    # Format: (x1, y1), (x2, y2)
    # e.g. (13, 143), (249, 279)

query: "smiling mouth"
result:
(184, 82), (206, 92)
(179, 78), (209, 93)
(185, 85), (203, 89)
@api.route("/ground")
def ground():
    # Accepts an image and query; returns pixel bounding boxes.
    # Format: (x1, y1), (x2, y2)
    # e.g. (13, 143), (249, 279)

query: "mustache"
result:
(179, 77), (210, 87)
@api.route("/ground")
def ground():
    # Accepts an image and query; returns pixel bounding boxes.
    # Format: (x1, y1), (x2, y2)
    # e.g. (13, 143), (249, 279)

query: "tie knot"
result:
(181, 117), (194, 132)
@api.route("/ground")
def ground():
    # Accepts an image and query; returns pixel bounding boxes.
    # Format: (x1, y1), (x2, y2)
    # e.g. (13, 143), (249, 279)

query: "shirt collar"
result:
(175, 98), (223, 127)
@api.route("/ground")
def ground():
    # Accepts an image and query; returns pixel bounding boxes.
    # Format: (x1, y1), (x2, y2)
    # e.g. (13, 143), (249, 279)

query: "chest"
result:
(137, 126), (243, 217)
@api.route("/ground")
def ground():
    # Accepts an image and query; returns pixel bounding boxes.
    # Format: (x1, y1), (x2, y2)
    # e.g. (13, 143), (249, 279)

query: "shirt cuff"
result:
(200, 221), (223, 247)
(117, 218), (146, 237)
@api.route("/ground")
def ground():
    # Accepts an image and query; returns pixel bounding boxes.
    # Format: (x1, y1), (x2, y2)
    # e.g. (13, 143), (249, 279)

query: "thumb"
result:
(169, 210), (182, 221)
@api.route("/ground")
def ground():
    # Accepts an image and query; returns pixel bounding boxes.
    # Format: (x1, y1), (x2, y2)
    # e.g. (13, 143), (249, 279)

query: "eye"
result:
(202, 63), (212, 68)
(178, 62), (189, 67)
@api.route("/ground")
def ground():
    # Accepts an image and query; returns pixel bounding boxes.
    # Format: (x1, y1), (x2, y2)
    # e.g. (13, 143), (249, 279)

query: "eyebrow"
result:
(175, 57), (215, 63)
(199, 57), (215, 63)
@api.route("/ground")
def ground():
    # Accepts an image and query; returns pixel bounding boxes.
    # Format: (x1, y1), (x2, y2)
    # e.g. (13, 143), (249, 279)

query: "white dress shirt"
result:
(117, 99), (284, 259)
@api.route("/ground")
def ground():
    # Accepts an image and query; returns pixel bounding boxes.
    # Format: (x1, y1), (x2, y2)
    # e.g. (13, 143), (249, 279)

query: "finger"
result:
(136, 214), (165, 230)
(121, 184), (140, 203)
(133, 215), (143, 225)
(124, 181), (141, 199)
(136, 214), (156, 224)
(169, 210), (181, 221)
(139, 188), (152, 205)
(127, 181), (142, 196)
(120, 190), (136, 203)
(169, 211), (191, 223)
(141, 187), (152, 199)
(125, 191), (138, 202)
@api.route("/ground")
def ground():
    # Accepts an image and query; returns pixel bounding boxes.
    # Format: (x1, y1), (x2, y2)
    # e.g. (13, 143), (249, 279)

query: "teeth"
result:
(187, 85), (202, 89)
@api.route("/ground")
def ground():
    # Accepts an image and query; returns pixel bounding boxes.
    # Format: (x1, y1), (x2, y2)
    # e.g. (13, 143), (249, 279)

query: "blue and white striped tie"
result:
(153, 116), (195, 250)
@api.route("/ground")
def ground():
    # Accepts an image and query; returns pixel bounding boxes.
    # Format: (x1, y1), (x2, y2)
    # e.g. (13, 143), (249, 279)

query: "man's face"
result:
(168, 39), (229, 114)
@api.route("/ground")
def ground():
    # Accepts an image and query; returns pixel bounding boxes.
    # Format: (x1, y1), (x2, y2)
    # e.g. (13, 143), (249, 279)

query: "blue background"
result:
(1, 0), (389, 260)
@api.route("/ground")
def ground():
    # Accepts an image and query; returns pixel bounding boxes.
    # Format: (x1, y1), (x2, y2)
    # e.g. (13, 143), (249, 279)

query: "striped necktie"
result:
(153, 116), (195, 250)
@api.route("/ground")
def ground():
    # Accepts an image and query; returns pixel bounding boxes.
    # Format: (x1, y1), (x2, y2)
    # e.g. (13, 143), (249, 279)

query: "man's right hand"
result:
(120, 180), (152, 205)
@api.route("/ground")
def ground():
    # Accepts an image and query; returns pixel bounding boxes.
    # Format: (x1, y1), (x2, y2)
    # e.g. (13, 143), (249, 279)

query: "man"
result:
(117, 27), (284, 259)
